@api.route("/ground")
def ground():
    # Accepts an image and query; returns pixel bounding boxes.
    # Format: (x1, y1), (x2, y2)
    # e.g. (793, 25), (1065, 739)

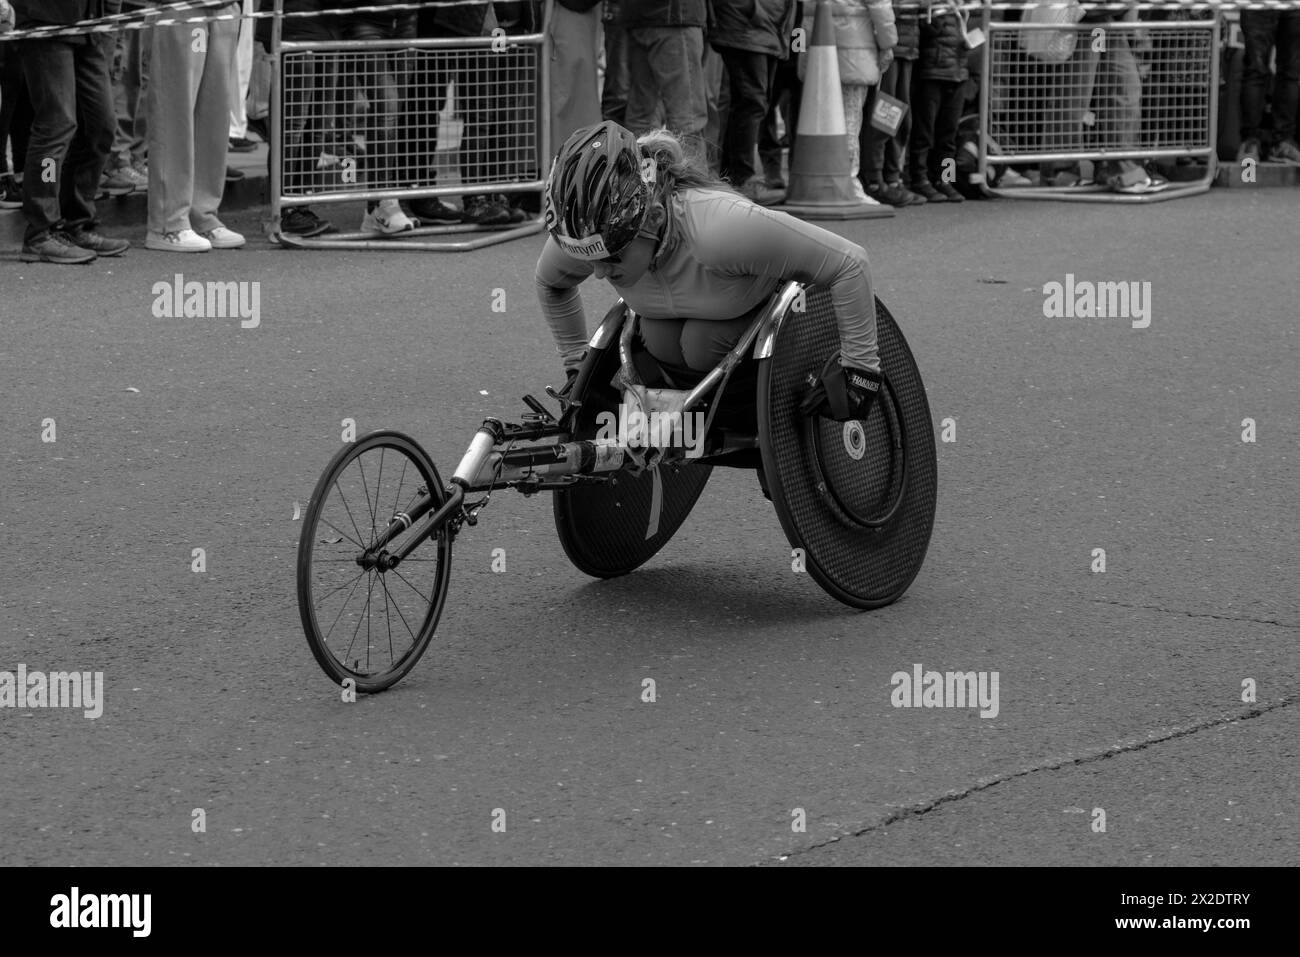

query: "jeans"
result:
(862, 57), (913, 186)
(1044, 35), (1141, 156)
(0, 41), (34, 178)
(909, 77), (963, 187)
(759, 53), (799, 182)
(111, 25), (150, 169)
(601, 6), (630, 124)
(1241, 10), (1300, 145)
(625, 26), (707, 162)
(717, 46), (775, 186)
(20, 35), (117, 242)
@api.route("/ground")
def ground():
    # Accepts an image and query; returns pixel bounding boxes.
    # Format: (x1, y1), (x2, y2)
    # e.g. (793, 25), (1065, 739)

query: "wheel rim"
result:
(298, 433), (451, 689)
(803, 371), (909, 530)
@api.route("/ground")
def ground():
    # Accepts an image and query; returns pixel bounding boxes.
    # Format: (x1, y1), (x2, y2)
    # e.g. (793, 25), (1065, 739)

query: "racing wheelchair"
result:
(297, 282), (938, 692)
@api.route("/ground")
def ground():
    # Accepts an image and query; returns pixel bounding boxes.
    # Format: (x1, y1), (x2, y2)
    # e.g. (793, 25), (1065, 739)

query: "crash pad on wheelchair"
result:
(757, 287), (937, 608)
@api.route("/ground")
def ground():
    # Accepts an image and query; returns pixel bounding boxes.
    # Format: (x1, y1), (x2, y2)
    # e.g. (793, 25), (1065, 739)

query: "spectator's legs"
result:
(22, 37), (115, 242)
(148, 16), (238, 234)
(601, 3), (629, 124)
(1240, 10), (1278, 146)
(1, 42), (34, 180)
(229, 0), (255, 140)
(1271, 12), (1300, 147)
(625, 26), (707, 162)
(841, 83), (869, 192)
(886, 58), (913, 185)
(908, 76), (941, 189)
(703, 42), (725, 173)
(111, 26), (149, 170)
(20, 40), (79, 241)
(717, 46), (773, 187)
(930, 79), (964, 186)
(759, 52), (798, 185)
(549, 3), (601, 148)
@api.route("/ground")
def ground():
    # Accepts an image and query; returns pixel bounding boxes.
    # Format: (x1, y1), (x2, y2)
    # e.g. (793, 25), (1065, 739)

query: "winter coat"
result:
(14, 0), (122, 42)
(620, 0), (708, 28)
(798, 0), (897, 88)
(710, 0), (797, 59)
(916, 6), (968, 82)
(892, 0), (920, 61)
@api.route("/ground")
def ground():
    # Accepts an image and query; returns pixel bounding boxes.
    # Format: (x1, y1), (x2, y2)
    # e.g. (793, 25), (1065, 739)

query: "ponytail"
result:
(635, 128), (736, 266)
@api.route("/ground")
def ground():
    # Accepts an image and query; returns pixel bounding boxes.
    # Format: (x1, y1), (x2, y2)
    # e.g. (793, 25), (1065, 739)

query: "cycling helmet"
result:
(543, 120), (656, 261)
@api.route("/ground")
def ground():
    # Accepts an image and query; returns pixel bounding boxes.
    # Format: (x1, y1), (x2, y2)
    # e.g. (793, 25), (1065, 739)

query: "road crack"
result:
(1091, 599), (1299, 631)
(765, 693), (1299, 865)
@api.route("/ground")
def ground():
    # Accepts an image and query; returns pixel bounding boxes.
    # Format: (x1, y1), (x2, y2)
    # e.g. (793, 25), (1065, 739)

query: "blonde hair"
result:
(635, 128), (737, 267)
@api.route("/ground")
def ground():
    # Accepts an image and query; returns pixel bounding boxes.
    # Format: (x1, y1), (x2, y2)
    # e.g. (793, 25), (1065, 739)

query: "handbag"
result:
(1019, 1), (1085, 63)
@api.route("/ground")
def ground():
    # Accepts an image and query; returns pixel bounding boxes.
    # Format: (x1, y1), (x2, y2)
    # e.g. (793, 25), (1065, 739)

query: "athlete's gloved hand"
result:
(800, 355), (883, 422)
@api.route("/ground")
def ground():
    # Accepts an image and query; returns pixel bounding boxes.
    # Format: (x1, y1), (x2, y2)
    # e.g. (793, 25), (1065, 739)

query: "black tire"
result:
(552, 336), (712, 578)
(758, 293), (937, 608)
(297, 431), (452, 692)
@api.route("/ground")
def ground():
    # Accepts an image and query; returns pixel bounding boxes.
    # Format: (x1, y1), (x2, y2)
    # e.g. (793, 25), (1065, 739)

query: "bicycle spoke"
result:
(323, 568), (368, 646)
(391, 565), (434, 606)
(314, 566), (367, 616)
(333, 480), (369, 552)
(342, 571), (377, 671)
(379, 573), (418, 646)
(318, 516), (365, 550)
(381, 573), (395, 664)
(356, 453), (377, 543)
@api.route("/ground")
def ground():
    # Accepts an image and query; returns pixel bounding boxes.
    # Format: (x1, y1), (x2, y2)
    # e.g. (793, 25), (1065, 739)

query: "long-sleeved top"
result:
(535, 187), (879, 372)
(14, 0), (122, 42)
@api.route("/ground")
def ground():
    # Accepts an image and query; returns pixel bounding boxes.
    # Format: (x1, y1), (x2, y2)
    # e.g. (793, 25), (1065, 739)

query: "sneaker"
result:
(740, 176), (784, 206)
(409, 196), (462, 224)
(495, 194), (528, 223)
(878, 182), (925, 207)
(360, 198), (415, 235)
(225, 167), (245, 183)
(910, 181), (945, 203)
(65, 226), (130, 257)
(228, 136), (257, 153)
(246, 116), (270, 143)
(850, 179), (883, 206)
(101, 167), (136, 197)
(0, 174), (21, 209)
(20, 231), (97, 264)
(1236, 138), (1261, 164)
(199, 226), (246, 249)
(998, 168), (1033, 188)
(934, 181), (965, 203)
(122, 164), (148, 192)
(461, 194), (512, 226)
(281, 207), (333, 237)
(763, 171), (787, 189)
(146, 228), (212, 252)
(1267, 139), (1300, 166)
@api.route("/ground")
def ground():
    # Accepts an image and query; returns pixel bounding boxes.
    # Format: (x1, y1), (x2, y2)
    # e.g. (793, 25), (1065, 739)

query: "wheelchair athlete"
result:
(535, 121), (883, 423)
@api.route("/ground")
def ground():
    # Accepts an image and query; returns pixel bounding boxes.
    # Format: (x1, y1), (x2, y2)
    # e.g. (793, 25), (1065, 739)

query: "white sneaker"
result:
(146, 229), (212, 253)
(851, 180), (882, 205)
(199, 226), (246, 249)
(361, 199), (414, 235)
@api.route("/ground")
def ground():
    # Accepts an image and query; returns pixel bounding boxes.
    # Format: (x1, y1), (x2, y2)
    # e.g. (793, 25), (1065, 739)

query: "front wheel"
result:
(296, 431), (452, 693)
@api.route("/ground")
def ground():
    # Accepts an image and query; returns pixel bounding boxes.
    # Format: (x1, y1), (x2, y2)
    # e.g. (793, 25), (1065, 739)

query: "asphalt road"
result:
(1, 189), (1296, 866)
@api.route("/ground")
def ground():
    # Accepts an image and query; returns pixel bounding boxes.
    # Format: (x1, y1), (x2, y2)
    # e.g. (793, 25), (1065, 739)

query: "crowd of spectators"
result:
(1, 1), (1298, 265)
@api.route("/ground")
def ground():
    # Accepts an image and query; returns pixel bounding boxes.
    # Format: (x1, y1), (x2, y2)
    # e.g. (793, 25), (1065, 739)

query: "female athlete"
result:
(535, 120), (884, 422)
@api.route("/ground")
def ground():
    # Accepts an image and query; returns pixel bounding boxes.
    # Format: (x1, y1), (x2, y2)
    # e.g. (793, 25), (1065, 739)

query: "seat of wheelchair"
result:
(625, 327), (761, 440)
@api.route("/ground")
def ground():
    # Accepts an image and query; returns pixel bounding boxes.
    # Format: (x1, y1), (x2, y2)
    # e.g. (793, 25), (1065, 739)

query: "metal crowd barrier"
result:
(269, 0), (551, 250)
(979, 5), (1220, 202)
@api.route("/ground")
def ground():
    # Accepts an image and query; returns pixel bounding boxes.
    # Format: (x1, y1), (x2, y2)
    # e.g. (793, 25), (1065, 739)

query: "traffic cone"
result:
(776, 0), (892, 220)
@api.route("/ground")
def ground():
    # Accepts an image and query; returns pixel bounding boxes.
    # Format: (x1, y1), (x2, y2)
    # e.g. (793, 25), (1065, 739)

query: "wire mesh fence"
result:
(980, 17), (1220, 201)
